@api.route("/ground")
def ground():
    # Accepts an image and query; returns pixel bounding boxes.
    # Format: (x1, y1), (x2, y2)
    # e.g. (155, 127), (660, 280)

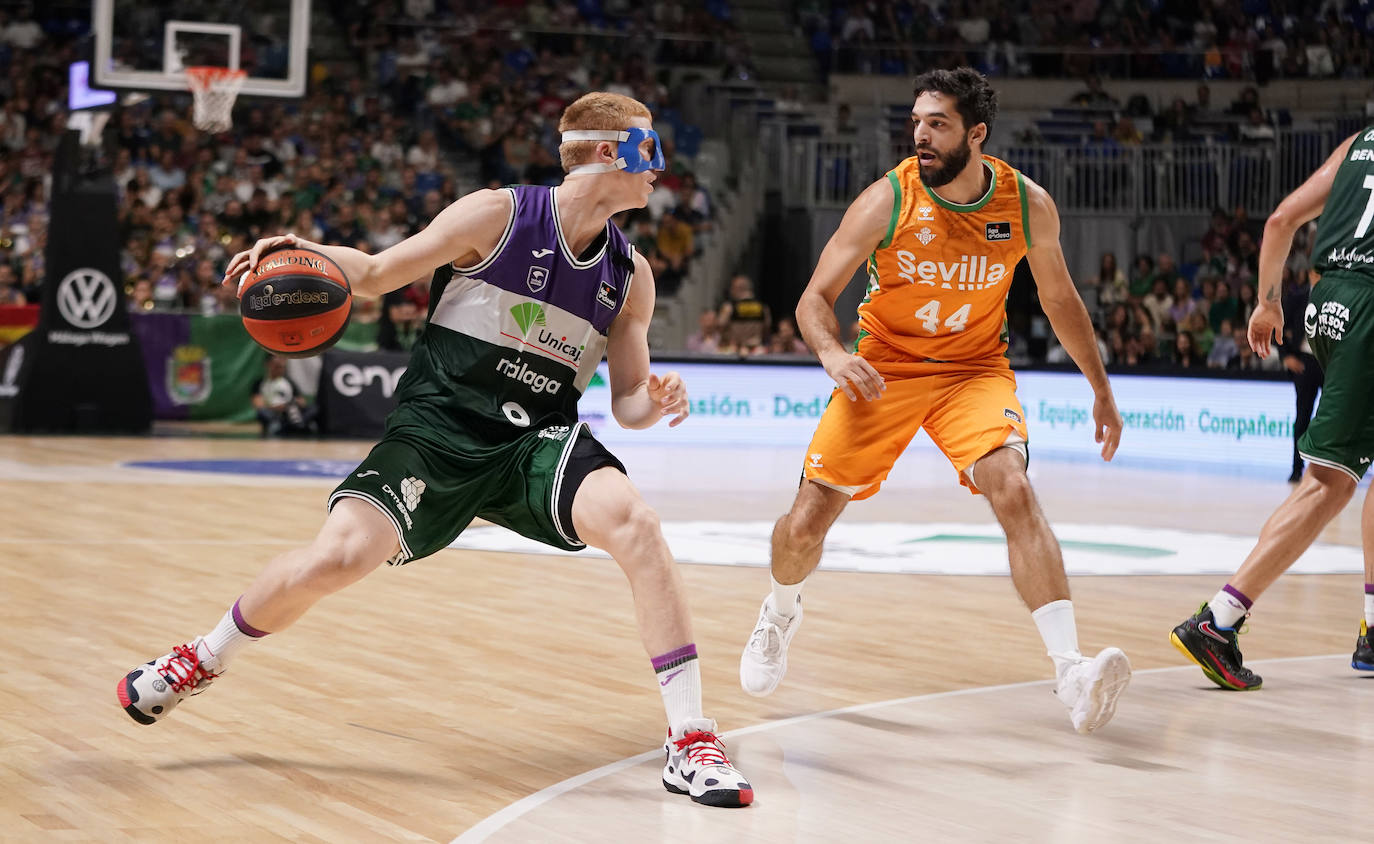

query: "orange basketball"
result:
(238, 246), (352, 358)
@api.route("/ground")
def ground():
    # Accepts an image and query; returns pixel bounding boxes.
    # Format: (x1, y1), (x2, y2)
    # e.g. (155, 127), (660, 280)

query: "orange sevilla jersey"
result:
(857, 154), (1032, 367)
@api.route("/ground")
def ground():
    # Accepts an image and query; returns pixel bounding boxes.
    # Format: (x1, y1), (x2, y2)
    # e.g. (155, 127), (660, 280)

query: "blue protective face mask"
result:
(560, 127), (665, 174)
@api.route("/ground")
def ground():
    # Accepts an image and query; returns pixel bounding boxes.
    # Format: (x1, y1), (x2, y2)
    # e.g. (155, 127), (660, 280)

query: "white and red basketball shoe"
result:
(662, 719), (754, 807)
(117, 637), (221, 725)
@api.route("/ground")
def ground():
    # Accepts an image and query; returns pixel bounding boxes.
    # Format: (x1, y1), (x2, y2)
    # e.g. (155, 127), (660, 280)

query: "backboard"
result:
(92, 0), (311, 98)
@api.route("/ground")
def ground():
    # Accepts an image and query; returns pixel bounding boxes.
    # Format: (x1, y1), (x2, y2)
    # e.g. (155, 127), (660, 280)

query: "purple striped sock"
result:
(231, 597), (270, 638)
(1222, 584), (1253, 610)
(651, 644), (697, 673)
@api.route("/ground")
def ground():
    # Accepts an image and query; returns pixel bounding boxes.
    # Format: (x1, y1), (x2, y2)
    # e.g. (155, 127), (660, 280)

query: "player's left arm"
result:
(1023, 175), (1121, 461)
(604, 250), (689, 430)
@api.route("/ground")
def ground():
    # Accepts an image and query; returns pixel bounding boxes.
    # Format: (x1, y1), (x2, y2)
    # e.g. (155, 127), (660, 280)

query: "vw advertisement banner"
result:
(576, 362), (1305, 475)
(5, 130), (151, 432)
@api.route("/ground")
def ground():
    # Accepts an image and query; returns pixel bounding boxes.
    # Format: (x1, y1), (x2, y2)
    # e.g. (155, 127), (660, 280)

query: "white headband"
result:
(560, 130), (630, 174)
(559, 130), (631, 143)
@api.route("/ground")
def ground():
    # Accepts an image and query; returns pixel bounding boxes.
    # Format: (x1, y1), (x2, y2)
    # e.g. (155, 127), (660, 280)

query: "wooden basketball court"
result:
(0, 433), (1366, 841)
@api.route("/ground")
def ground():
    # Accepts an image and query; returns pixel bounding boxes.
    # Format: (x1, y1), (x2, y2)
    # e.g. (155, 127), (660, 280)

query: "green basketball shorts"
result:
(1299, 274), (1374, 481)
(329, 421), (625, 564)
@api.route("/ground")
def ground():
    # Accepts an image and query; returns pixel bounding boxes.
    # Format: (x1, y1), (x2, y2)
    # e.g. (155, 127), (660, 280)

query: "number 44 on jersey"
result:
(913, 300), (972, 335)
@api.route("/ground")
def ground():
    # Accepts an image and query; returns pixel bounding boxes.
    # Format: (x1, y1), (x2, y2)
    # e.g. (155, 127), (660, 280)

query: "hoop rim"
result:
(184, 65), (249, 88)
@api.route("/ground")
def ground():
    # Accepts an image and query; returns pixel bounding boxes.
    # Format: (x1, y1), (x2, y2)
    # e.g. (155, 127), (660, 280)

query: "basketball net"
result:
(185, 66), (246, 134)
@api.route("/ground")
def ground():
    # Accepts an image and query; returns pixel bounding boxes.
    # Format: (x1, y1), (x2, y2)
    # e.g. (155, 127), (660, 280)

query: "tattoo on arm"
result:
(1266, 287), (1279, 302)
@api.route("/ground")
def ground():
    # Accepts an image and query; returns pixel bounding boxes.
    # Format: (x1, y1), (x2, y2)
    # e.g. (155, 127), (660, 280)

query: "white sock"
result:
(1209, 588), (1249, 629)
(1031, 599), (1082, 681)
(652, 645), (703, 731)
(201, 599), (267, 668)
(770, 576), (804, 618)
(1364, 591), (1374, 627)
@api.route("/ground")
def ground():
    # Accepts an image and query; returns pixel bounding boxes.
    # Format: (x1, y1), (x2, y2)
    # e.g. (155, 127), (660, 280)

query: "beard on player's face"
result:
(916, 133), (974, 188)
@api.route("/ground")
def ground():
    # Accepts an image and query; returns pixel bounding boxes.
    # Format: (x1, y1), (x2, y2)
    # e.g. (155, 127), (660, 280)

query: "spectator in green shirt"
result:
(1127, 253), (1154, 298)
(1208, 279), (1239, 330)
(1142, 252), (1180, 300)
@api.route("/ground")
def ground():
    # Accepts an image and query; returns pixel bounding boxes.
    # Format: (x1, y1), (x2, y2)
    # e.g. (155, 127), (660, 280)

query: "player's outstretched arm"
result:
(797, 176), (892, 401)
(605, 251), (689, 430)
(1250, 133), (1355, 358)
(221, 189), (513, 298)
(1022, 176), (1121, 461)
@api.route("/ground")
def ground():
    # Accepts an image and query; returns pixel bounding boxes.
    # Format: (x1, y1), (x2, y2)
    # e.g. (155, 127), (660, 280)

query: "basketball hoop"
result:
(185, 66), (246, 133)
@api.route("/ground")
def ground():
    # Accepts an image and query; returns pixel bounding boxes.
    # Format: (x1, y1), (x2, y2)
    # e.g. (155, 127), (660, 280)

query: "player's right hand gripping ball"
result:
(239, 246), (353, 358)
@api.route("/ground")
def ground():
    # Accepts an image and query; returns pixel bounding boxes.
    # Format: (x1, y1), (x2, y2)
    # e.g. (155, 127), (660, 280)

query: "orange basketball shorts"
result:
(802, 366), (1029, 499)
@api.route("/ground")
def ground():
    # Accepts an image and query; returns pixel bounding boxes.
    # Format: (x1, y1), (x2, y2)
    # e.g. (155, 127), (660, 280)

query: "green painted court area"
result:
(903, 534), (1176, 558)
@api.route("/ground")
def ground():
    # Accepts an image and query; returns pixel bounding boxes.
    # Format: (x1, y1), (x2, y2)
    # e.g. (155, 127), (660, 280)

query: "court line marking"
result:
(451, 654), (1340, 843)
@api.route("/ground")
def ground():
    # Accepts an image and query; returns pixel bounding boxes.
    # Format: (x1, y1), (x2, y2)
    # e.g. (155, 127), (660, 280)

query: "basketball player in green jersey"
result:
(116, 92), (752, 808)
(1172, 128), (1374, 690)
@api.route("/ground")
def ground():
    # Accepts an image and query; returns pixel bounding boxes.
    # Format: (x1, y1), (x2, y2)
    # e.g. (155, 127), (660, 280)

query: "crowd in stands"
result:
(696, 201), (1307, 372)
(991, 80), (1296, 215)
(687, 274), (816, 358)
(0, 1), (726, 354)
(803, 0), (1374, 82)
(1053, 205), (1315, 372)
(1040, 79), (1283, 145)
(0, 2), (1345, 382)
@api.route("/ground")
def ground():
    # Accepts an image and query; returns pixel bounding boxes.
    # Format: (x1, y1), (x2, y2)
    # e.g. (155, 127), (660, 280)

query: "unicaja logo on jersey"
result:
(509, 303), (585, 364)
(510, 302), (547, 333)
(496, 358), (562, 394)
(536, 330), (584, 363)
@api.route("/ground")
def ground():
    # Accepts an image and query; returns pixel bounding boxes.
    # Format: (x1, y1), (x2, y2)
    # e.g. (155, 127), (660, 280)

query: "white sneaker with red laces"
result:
(117, 637), (222, 725)
(662, 718), (754, 807)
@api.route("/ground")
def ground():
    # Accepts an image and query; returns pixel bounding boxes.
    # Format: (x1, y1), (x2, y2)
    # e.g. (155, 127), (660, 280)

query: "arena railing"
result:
(816, 41), (1347, 81)
(647, 81), (769, 351)
(382, 20), (732, 67)
(776, 127), (1346, 217)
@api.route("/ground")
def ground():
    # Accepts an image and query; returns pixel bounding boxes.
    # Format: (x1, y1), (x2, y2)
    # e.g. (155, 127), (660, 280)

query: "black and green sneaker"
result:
(1170, 604), (1262, 691)
(1353, 621), (1374, 671)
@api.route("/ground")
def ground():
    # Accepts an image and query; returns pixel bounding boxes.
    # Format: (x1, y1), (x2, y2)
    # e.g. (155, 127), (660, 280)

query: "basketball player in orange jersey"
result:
(116, 92), (752, 808)
(739, 68), (1131, 734)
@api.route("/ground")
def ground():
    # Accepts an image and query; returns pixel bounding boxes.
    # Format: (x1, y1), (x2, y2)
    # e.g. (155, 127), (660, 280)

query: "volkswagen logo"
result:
(56, 268), (117, 329)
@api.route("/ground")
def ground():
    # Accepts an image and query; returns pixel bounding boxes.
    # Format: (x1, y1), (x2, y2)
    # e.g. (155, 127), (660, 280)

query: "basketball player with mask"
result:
(117, 93), (753, 808)
(738, 69), (1133, 734)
